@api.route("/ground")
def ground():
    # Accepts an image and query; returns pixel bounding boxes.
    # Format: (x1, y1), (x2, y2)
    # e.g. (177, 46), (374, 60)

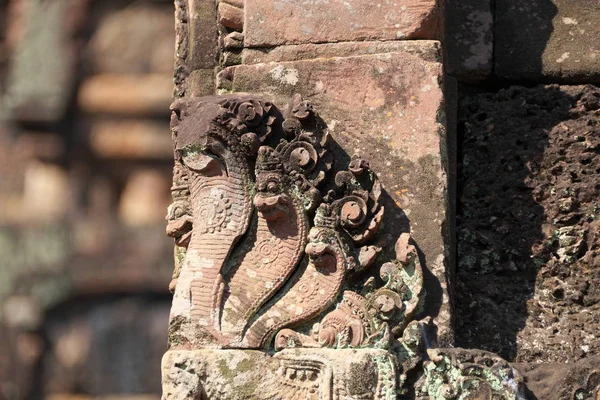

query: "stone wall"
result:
(445, 0), (600, 83)
(448, 0), (600, 398)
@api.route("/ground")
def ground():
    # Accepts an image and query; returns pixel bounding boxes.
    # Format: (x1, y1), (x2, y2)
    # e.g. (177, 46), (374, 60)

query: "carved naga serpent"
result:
(168, 96), (277, 342)
(166, 94), (423, 350)
(220, 146), (308, 343)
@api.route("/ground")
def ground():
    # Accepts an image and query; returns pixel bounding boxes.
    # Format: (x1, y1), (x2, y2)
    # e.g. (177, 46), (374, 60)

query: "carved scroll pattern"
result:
(167, 94), (425, 351)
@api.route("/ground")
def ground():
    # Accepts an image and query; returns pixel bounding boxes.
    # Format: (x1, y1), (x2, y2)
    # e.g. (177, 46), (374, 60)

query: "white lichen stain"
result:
(556, 52), (570, 63)
(329, 119), (339, 131)
(269, 65), (299, 86)
(562, 17), (578, 25)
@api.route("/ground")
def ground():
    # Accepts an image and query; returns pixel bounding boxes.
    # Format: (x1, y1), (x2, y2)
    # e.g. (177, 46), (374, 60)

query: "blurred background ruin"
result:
(0, 0), (175, 399)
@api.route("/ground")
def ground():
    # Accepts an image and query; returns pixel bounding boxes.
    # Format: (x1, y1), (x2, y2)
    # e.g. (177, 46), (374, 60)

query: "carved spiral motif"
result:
(367, 289), (403, 321)
(318, 326), (338, 347)
(255, 238), (281, 267)
(338, 196), (367, 229)
(292, 100), (314, 120)
(295, 281), (317, 302)
(225, 99), (271, 128)
(282, 142), (318, 173)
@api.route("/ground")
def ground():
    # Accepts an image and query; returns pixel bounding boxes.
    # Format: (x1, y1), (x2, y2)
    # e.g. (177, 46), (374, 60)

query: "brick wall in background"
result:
(0, 1), (175, 399)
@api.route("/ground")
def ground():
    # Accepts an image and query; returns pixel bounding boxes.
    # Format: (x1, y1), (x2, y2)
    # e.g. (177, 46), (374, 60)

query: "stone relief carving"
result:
(162, 348), (398, 400)
(166, 93), (424, 351)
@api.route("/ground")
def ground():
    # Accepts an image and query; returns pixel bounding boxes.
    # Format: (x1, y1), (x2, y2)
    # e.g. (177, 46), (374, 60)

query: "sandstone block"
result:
(218, 2), (243, 30)
(495, 0), (600, 82)
(162, 348), (398, 400)
(188, 0), (219, 71)
(242, 40), (441, 64)
(222, 46), (454, 343)
(444, 0), (493, 82)
(186, 69), (215, 96)
(244, 0), (439, 48)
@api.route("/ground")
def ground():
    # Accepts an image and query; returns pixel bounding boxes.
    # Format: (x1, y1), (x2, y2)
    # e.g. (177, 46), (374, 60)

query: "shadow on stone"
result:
(455, 85), (585, 361)
(495, 0), (558, 82)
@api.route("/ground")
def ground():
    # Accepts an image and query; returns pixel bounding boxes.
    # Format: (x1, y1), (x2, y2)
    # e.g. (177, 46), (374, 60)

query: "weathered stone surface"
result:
(218, 2), (243, 30)
(443, 0), (493, 82)
(219, 49), (453, 344)
(415, 348), (525, 399)
(244, 0), (440, 47)
(242, 40), (442, 64)
(496, 0), (600, 82)
(516, 357), (600, 400)
(186, 69), (215, 97)
(457, 85), (600, 362)
(162, 348), (398, 400)
(187, 0), (219, 71)
(78, 74), (172, 115)
(174, 0), (219, 97)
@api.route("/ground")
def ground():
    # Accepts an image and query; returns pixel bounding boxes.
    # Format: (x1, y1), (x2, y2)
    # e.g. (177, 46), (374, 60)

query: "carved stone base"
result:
(161, 348), (398, 400)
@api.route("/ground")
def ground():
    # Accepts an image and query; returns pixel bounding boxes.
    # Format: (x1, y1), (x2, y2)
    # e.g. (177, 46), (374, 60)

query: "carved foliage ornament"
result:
(166, 94), (424, 351)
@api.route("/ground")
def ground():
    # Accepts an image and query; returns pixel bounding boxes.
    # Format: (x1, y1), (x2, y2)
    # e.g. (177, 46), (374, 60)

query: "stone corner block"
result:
(244, 0), (440, 47)
(222, 46), (454, 342)
(161, 348), (398, 400)
(495, 0), (600, 83)
(443, 0), (493, 82)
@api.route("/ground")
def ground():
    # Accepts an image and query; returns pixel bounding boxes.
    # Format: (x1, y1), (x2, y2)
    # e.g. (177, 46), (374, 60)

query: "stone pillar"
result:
(161, 1), (523, 399)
